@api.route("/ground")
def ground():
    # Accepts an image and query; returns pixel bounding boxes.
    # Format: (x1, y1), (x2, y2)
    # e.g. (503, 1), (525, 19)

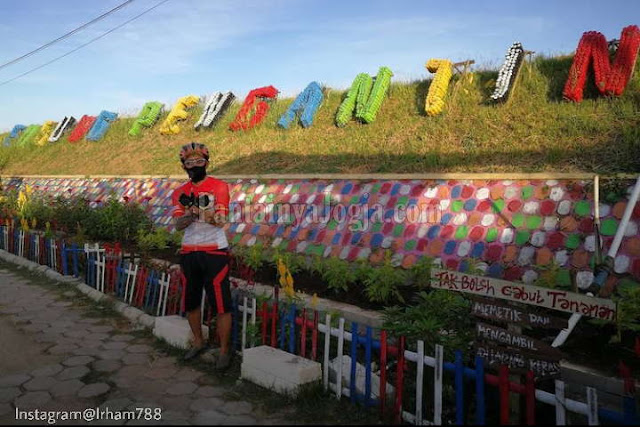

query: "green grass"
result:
(1, 54), (639, 175)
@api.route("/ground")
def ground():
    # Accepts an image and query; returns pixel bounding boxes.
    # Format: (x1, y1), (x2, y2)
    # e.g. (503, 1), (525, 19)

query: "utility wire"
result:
(0, 0), (171, 87)
(0, 0), (135, 71)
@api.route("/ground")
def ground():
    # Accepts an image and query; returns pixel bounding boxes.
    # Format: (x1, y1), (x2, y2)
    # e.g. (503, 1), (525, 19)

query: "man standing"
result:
(171, 142), (233, 370)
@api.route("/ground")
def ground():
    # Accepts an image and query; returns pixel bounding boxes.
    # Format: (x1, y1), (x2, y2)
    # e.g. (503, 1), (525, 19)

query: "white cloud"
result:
(75, 0), (295, 74)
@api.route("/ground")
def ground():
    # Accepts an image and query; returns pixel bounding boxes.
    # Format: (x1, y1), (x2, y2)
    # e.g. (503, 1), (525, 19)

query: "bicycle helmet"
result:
(179, 142), (210, 163)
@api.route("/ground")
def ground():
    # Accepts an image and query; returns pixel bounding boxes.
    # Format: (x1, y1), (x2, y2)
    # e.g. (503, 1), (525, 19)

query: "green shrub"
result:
(382, 289), (473, 355)
(363, 251), (407, 304)
(90, 197), (152, 244)
(270, 248), (304, 275)
(137, 226), (173, 253)
(319, 256), (356, 293)
(409, 256), (434, 289)
(49, 195), (95, 235)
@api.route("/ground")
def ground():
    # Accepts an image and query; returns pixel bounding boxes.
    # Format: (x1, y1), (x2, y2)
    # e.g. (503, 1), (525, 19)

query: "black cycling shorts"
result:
(181, 250), (232, 314)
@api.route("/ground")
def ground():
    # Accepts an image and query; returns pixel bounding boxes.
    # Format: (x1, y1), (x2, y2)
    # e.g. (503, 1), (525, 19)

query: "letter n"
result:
(563, 26), (640, 102)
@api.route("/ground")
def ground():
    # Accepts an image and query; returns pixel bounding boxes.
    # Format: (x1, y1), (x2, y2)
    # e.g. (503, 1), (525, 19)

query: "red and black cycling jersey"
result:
(171, 176), (229, 254)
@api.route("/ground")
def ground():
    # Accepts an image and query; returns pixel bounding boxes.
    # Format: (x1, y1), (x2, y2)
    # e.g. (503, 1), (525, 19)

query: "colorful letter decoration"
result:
(424, 59), (453, 116)
(129, 102), (163, 136)
(16, 125), (41, 147)
(3, 124), (26, 147)
(278, 82), (324, 129)
(194, 92), (235, 131)
(563, 25), (640, 102)
(35, 121), (58, 146)
(159, 95), (199, 135)
(229, 86), (279, 131)
(335, 67), (393, 127)
(490, 42), (525, 103)
(86, 111), (118, 141)
(49, 116), (76, 142)
(68, 115), (97, 143)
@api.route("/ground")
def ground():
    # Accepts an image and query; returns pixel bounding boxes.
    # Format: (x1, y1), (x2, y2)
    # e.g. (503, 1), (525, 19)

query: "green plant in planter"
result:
(309, 254), (325, 276)
(270, 248), (304, 275)
(363, 251), (407, 304)
(50, 195), (95, 235)
(613, 281), (640, 341)
(320, 256), (356, 293)
(170, 230), (183, 246)
(70, 224), (89, 245)
(534, 261), (569, 290)
(92, 197), (152, 244)
(245, 242), (266, 271)
(136, 226), (172, 253)
(382, 289), (473, 357)
(21, 195), (53, 227)
(0, 189), (18, 219)
(354, 258), (374, 283)
(409, 255), (434, 289)
(44, 221), (53, 239)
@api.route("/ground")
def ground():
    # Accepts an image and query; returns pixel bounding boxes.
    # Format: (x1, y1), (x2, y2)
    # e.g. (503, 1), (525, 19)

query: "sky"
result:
(0, 0), (637, 131)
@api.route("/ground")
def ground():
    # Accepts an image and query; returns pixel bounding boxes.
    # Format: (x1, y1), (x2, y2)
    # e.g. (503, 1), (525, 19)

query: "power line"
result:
(0, 0), (135, 71)
(0, 0), (171, 88)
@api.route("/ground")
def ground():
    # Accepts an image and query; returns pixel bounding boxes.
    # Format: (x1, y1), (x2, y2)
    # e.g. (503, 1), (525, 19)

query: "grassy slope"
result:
(1, 55), (639, 176)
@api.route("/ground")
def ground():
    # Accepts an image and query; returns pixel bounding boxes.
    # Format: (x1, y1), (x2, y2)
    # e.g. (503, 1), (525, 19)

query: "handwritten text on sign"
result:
(471, 298), (567, 329)
(475, 343), (561, 377)
(431, 269), (616, 321)
(476, 323), (563, 358)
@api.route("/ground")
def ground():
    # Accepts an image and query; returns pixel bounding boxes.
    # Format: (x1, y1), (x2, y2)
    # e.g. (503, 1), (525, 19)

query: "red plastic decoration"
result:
(563, 26), (640, 102)
(229, 86), (279, 131)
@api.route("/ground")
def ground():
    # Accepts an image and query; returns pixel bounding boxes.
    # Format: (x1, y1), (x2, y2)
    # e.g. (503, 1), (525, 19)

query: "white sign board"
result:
(431, 269), (616, 321)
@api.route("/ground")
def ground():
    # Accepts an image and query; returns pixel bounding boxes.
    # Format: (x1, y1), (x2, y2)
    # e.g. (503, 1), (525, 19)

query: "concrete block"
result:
(152, 315), (208, 349)
(76, 283), (94, 296)
(241, 346), (321, 396)
(113, 301), (128, 313)
(329, 355), (394, 400)
(15, 258), (28, 267)
(138, 314), (156, 329)
(121, 306), (141, 321)
(86, 289), (105, 302)
(44, 270), (63, 281)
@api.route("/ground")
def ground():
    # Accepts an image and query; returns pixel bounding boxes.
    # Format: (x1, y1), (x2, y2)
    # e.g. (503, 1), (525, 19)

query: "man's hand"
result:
(175, 212), (197, 231)
(203, 209), (227, 226)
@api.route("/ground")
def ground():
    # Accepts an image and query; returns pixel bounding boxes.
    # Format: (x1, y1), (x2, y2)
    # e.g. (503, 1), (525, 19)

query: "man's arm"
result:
(175, 211), (196, 231)
(204, 181), (230, 226)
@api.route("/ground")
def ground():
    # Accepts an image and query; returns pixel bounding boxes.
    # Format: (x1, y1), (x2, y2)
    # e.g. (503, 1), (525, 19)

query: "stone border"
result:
(0, 249), (155, 330)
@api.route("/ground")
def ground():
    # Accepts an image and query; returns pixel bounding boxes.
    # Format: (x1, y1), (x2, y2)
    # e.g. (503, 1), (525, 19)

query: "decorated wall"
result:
(2, 176), (639, 292)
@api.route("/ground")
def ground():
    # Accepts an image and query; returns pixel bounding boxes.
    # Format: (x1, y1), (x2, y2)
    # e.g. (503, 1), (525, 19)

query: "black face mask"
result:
(186, 166), (207, 182)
